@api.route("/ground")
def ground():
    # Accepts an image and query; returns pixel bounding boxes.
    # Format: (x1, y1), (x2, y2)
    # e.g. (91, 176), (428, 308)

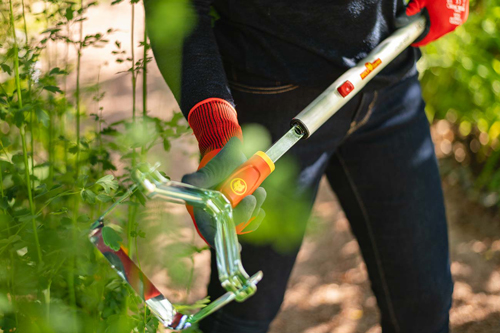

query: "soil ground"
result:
(267, 177), (500, 333)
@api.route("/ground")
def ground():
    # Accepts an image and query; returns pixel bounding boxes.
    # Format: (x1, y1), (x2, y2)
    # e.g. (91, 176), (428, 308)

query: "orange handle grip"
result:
(218, 151), (275, 207)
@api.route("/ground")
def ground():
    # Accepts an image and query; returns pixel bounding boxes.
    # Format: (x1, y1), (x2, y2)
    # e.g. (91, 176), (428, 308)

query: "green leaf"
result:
(61, 217), (72, 225)
(102, 226), (122, 251)
(133, 190), (146, 206)
(12, 153), (24, 165)
(0, 294), (13, 313)
(41, 28), (61, 34)
(96, 194), (112, 202)
(65, 8), (74, 21)
(0, 235), (21, 245)
(96, 175), (118, 194)
(1, 137), (11, 148)
(43, 85), (63, 94)
(0, 64), (12, 75)
(35, 107), (50, 127)
(49, 67), (67, 75)
(14, 110), (25, 127)
(35, 183), (48, 197)
(0, 197), (9, 210)
(81, 189), (96, 204)
(80, 139), (89, 149)
(163, 138), (171, 151)
(49, 207), (69, 215)
(77, 214), (90, 223)
(68, 145), (78, 154)
(130, 229), (146, 238)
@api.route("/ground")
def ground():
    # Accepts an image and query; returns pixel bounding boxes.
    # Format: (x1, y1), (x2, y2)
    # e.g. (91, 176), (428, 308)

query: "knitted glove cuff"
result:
(188, 98), (243, 156)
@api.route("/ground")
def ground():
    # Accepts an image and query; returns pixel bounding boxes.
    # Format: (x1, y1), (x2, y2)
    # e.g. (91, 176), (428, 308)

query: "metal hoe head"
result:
(88, 163), (263, 330)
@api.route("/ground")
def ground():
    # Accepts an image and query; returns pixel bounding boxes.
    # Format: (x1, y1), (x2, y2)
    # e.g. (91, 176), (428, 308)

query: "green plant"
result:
(0, 0), (193, 331)
(419, 0), (500, 206)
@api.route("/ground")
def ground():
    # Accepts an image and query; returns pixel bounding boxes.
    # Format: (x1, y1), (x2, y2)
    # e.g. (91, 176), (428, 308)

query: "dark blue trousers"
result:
(199, 66), (453, 333)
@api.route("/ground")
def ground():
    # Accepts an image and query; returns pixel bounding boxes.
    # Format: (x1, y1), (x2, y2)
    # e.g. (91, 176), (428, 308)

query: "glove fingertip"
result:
(253, 187), (267, 201)
(239, 209), (266, 234)
(405, 1), (421, 17)
(181, 172), (207, 188)
(238, 194), (257, 210)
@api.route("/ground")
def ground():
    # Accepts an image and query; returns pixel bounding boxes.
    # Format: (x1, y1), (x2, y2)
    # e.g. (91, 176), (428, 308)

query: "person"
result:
(144, 0), (469, 332)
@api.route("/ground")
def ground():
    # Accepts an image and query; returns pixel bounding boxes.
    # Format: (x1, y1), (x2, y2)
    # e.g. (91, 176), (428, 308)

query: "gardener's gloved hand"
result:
(183, 98), (266, 247)
(396, 0), (469, 47)
(182, 138), (267, 248)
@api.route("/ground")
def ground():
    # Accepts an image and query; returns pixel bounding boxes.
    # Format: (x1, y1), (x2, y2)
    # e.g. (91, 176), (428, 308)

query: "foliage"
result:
(0, 0), (191, 332)
(420, 0), (500, 205)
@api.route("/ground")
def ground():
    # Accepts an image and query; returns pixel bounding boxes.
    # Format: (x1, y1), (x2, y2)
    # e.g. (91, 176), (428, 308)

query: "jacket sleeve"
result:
(144, 0), (241, 155)
(144, 0), (234, 116)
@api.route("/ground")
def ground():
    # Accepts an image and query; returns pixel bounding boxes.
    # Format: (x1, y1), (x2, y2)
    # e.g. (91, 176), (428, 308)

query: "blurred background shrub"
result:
(420, 0), (500, 207)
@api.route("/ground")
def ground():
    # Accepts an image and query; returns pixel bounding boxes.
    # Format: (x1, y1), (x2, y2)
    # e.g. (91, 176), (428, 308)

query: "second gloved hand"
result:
(396, 0), (469, 47)
(182, 137), (267, 248)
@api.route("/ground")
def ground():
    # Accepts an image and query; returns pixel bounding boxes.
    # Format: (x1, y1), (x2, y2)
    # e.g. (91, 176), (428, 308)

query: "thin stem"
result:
(48, 96), (54, 183)
(75, 11), (83, 179)
(44, 0), (51, 70)
(131, 2), (136, 123)
(68, 194), (80, 331)
(130, 1), (137, 168)
(133, 231), (147, 333)
(127, 0), (138, 261)
(142, 16), (147, 119)
(44, 0), (54, 184)
(20, 0), (34, 191)
(9, 0), (42, 265)
(67, 1), (84, 330)
(61, 22), (71, 170)
(44, 280), (51, 322)
(95, 67), (103, 173)
(141, 17), (148, 161)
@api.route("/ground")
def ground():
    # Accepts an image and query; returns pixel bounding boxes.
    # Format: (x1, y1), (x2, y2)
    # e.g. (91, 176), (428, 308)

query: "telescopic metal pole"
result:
(265, 16), (426, 163)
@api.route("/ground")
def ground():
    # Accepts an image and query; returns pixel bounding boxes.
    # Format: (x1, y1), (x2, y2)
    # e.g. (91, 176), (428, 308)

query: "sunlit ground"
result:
(51, 3), (500, 332)
(267, 175), (500, 333)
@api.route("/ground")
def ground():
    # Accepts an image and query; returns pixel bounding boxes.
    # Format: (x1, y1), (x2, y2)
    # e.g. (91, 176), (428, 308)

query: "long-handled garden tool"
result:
(90, 16), (426, 330)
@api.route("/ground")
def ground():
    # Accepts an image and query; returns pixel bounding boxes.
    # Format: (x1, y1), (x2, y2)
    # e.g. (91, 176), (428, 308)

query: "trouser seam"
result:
(335, 152), (401, 333)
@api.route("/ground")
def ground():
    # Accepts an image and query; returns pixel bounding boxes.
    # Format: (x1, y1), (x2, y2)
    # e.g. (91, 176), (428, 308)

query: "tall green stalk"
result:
(20, 0), (35, 191)
(140, 17), (148, 161)
(44, 0), (54, 183)
(48, 95), (54, 183)
(95, 67), (103, 174)
(75, 2), (83, 179)
(140, 18), (148, 332)
(62, 22), (70, 169)
(142, 18), (147, 119)
(131, 2), (136, 124)
(127, 1), (138, 257)
(67, 1), (84, 330)
(9, 0), (42, 265)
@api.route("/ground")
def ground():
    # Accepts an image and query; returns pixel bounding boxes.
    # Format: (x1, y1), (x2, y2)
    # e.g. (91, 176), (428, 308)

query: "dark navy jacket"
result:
(146, 0), (420, 118)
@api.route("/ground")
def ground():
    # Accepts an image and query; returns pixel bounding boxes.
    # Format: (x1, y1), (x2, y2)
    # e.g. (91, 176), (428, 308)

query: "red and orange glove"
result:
(182, 98), (267, 247)
(398, 0), (469, 47)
